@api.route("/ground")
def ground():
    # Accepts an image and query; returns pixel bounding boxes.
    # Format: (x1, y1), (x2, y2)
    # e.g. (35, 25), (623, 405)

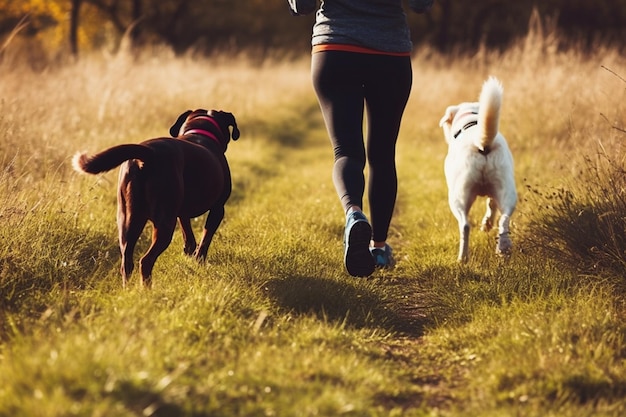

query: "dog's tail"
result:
(476, 76), (503, 152)
(72, 144), (154, 174)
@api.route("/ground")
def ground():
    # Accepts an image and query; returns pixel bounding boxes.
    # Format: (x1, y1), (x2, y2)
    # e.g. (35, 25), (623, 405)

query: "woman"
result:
(288, 0), (434, 277)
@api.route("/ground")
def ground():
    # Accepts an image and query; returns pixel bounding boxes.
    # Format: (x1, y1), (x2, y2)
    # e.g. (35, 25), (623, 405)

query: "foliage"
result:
(1, 0), (625, 62)
(518, 67), (626, 279)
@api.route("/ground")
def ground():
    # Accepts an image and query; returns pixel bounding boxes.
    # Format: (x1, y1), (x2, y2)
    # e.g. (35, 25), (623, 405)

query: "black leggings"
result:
(312, 51), (412, 242)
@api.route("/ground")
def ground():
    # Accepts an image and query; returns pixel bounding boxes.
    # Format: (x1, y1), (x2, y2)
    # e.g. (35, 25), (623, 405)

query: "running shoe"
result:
(370, 244), (396, 269)
(343, 211), (375, 277)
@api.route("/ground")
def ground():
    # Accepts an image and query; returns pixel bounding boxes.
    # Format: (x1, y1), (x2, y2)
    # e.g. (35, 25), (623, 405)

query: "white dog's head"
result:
(439, 102), (479, 144)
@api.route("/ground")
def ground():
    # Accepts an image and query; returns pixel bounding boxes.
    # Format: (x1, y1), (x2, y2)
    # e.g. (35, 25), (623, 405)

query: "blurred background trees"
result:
(1, 0), (624, 63)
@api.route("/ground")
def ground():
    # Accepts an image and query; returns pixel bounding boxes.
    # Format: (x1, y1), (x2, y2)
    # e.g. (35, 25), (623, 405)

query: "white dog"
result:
(438, 76), (517, 262)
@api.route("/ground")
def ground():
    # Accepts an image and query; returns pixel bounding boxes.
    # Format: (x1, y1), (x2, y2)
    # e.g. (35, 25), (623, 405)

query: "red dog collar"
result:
(183, 115), (223, 144)
(184, 128), (220, 144)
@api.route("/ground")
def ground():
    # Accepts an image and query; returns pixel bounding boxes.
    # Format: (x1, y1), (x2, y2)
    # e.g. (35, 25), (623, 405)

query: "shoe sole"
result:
(345, 220), (375, 277)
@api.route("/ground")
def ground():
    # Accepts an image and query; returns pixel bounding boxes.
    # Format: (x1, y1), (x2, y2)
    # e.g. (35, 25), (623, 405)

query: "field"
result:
(1, 34), (626, 416)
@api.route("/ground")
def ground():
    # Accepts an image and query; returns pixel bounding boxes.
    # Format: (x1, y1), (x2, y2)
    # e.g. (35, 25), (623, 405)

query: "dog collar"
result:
(453, 120), (478, 139)
(184, 128), (221, 145)
(183, 115), (224, 145)
(452, 110), (478, 139)
(190, 115), (223, 135)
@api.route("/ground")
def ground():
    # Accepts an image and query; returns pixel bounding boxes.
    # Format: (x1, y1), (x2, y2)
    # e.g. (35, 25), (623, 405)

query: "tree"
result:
(1, 0), (624, 61)
(70, 0), (81, 55)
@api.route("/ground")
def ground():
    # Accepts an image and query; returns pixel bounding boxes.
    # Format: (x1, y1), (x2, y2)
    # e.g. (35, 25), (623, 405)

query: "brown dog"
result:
(72, 109), (240, 287)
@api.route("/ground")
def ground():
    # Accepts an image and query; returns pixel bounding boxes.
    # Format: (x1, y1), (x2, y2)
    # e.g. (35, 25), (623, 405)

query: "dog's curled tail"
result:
(476, 76), (503, 151)
(72, 144), (154, 174)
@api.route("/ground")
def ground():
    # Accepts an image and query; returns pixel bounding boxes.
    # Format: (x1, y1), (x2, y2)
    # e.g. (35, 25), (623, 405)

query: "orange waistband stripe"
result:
(312, 44), (411, 57)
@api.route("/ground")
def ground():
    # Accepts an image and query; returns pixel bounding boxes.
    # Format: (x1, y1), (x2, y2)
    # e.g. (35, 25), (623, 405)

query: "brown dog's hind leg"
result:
(139, 220), (176, 287)
(118, 213), (148, 288)
(178, 217), (197, 255)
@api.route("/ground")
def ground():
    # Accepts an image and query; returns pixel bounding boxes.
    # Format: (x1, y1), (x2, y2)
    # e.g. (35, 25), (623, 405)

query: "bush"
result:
(524, 149), (626, 277)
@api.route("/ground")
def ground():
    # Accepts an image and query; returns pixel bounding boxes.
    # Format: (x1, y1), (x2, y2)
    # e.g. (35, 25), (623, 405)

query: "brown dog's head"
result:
(170, 109), (240, 150)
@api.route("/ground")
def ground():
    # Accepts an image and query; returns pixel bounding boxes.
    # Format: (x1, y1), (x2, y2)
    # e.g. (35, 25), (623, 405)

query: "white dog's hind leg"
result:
(451, 199), (471, 262)
(459, 223), (470, 262)
(496, 213), (513, 255)
(495, 186), (516, 256)
(480, 198), (497, 232)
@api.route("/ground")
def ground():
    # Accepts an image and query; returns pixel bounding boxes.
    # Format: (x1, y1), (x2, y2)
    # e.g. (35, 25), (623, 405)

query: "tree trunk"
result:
(437, 0), (452, 52)
(70, 0), (81, 56)
(131, 0), (142, 44)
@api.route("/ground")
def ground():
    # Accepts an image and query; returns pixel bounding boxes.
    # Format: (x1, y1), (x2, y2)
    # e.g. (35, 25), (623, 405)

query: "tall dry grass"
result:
(0, 49), (313, 179)
(1, 14), (625, 316)
(1, 18), (626, 416)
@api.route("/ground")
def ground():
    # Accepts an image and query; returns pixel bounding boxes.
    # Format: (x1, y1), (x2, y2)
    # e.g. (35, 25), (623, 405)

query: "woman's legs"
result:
(311, 51), (412, 272)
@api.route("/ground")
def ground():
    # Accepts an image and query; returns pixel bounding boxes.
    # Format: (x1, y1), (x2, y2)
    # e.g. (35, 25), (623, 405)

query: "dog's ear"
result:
(439, 106), (459, 128)
(208, 110), (240, 141)
(170, 110), (193, 137)
(225, 112), (240, 141)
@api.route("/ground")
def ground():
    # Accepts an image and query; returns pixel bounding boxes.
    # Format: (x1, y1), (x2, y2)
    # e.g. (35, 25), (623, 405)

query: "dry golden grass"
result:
(1, 30), (626, 416)
(0, 50), (313, 182)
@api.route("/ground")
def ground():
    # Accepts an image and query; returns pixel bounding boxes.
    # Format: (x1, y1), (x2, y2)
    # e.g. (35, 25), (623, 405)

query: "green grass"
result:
(1, 44), (626, 416)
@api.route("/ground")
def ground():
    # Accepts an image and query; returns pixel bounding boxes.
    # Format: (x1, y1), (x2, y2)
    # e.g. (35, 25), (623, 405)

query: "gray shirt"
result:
(288, 0), (414, 53)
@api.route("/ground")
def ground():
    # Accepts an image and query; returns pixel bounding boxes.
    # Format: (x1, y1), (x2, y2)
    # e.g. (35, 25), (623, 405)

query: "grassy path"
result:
(1, 55), (625, 416)
(0, 100), (443, 416)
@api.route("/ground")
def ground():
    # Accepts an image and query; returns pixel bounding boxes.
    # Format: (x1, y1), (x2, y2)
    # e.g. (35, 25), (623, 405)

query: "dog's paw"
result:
(496, 233), (513, 256)
(193, 249), (208, 264)
(457, 256), (469, 264)
(183, 242), (197, 256)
